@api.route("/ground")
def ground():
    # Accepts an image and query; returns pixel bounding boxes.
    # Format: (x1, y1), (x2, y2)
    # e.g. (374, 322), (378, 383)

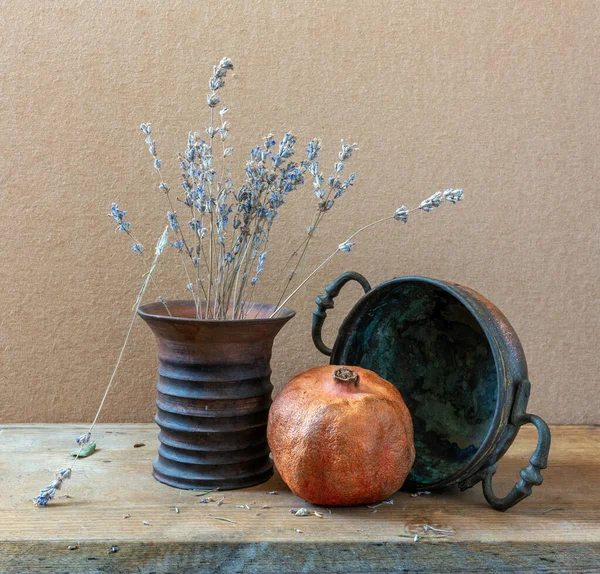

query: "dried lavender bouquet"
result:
(34, 57), (463, 505)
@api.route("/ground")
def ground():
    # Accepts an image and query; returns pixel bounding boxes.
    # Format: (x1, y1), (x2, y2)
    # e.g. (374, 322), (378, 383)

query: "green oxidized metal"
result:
(312, 273), (551, 511)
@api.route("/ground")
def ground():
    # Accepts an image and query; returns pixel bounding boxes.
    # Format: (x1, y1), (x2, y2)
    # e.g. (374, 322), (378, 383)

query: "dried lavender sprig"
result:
(204, 58), (234, 317)
(226, 132), (304, 318)
(269, 139), (359, 314)
(34, 228), (170, 507)
(269, 189), (464, 318)
(112, 207), (172, 317)
(139, 124), (200, 315)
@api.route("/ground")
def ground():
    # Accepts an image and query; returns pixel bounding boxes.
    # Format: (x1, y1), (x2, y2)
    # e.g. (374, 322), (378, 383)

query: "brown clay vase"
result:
(138, 300), (295, 490)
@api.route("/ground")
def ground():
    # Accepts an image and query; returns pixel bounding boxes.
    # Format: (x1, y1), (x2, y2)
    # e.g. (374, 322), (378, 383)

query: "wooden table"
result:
(0, 424), (598, 573)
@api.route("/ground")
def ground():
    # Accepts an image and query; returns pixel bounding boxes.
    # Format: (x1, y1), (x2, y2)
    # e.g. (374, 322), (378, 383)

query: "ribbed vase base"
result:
(152, 456), (274, 490)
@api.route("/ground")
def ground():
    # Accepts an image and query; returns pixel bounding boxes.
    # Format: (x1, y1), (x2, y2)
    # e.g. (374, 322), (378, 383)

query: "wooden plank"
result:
(0, 424), (598, 573)
(0, 541), (598, 574)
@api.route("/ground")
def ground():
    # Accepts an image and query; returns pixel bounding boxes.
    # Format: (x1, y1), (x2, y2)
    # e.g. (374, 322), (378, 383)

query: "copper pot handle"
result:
(312, 271), (371, 356)
(482, 380), (551, 511)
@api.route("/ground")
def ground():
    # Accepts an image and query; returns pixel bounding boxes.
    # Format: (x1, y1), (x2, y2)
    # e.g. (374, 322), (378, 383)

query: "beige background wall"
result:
(0, 1), (598, 424)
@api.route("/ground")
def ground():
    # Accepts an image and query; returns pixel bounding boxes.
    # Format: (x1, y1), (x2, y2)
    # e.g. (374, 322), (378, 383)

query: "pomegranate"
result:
(267, 365), (415, 506)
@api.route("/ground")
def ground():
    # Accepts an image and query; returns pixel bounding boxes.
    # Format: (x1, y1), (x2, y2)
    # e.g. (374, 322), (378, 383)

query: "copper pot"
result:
(312, 273), (550, 511)
(139, 300), (295, 490)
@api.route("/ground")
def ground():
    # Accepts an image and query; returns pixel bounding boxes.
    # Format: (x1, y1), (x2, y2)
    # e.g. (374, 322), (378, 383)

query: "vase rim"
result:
(138, 299), (295, 324)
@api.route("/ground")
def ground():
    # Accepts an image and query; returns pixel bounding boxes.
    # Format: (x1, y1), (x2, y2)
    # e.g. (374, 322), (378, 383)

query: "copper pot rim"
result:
(138, 299), (296, 324)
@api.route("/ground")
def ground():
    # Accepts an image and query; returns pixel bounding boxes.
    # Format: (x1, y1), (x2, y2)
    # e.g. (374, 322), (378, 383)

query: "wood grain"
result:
(0, 424), (598, 573)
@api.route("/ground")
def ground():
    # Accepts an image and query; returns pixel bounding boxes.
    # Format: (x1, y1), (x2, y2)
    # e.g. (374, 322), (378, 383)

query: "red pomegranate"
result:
(267, 365), (415, 506)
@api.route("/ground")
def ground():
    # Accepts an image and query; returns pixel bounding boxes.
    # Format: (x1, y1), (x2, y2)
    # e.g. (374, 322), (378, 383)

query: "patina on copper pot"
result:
(138, 300), (295, 490)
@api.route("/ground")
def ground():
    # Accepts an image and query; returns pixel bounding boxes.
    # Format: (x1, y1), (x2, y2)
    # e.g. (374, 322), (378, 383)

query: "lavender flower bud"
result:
(187, 283), (194, 292)
(419, 192), (444, 212)
(153, 158), (162, 171)
(110, 203), (126, 222)
(109, 203), (132, 232)
(159, 182), (169, 193)
(210, 75), (224, 91)
(34, 488), (55, 506)
(264, 134), (276, 149)
(443, 188), (464, 203)
(219, 57), (233, 70)
(394, 206), (409, 223)
(223, 147), (234, 157)
(170, 239), (185, 251)
(131, 243), (144, 254)
(308, 162), (320, 177)
(250, 251), (267, 285)
(339, 140), (359, 161)
(167, 211), (179, 231)
(57, 468), (72, 480)
(76, 433), (91, 445)
(189, 219), (201, 233)
(338, 241), (354, 252)
(219, 107), (229, 117)
(306, 138), (321, 161)
(140, 123), (152, 135)
(318, 199), (334, 212)
(207, 94), (220, 108)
